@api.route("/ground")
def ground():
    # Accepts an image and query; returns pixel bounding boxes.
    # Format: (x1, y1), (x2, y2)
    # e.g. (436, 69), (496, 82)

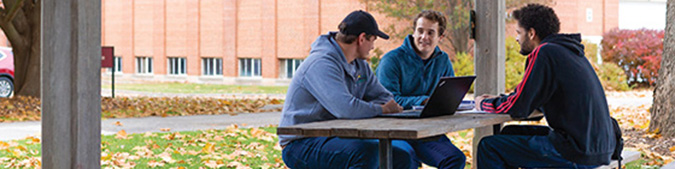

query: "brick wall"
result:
(96, 0), (619, 84)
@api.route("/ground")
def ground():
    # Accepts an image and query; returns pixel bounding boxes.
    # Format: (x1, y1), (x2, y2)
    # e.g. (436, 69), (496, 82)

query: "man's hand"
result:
(475, 94), (499, 111)
(381, 100), (403, 114)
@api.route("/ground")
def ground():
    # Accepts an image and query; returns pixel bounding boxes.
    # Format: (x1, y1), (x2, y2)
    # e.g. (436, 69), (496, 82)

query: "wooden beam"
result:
(472, 0), (506, 168)
(41, 0), (101, 168)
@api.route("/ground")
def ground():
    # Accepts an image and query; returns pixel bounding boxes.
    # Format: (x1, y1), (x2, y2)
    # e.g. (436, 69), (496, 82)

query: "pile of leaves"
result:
(0, 96), (283, 122)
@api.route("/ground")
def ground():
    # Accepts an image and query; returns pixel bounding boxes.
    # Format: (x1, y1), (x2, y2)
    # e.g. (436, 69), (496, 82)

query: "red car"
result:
(0, 47), (14, 97)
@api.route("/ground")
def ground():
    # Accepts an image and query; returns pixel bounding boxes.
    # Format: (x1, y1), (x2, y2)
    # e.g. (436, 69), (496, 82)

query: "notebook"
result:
(378, 76), (476, 118)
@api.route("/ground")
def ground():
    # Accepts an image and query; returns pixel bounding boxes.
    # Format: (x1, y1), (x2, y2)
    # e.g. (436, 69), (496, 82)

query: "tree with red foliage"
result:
(601, 28), (664, 87)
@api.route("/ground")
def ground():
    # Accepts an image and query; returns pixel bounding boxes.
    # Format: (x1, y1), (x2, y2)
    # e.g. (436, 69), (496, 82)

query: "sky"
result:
(619, 1), (667, 30)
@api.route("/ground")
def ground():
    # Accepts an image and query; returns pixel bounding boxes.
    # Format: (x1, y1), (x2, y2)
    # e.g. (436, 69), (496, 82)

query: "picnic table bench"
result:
(277, 111), (543, 169)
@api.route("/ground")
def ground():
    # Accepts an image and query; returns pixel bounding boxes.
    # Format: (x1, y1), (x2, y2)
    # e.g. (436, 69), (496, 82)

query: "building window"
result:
(239, 58), (261, 77)
(106, 56), (123, 73)
(167, 57), (187, 75)
(279, 59), (303, 79)
(202, 57), (223, 76)
(136, 56), (153, 74)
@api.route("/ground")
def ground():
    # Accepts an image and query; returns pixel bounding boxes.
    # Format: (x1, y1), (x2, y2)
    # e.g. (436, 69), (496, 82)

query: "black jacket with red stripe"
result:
(480, 34), (617, 165)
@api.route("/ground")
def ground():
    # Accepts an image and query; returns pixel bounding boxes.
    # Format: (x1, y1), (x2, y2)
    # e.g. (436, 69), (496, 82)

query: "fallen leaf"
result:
(201, 142), (215, 154)
(115, 130), (128, 139)
(113, 121), (123, 126)
(160, 128), (171, 132)
(158, 152), (176, 164)
(147, 160), (165, 168)
(203, 160), (224, 168)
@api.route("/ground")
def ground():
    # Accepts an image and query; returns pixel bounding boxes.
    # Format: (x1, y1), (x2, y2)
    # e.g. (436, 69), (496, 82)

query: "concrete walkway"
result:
(0, 111), (281, 141)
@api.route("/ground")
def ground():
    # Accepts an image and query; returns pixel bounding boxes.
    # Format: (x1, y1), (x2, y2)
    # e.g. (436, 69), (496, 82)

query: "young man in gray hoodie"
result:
(278, 10), (419, 169)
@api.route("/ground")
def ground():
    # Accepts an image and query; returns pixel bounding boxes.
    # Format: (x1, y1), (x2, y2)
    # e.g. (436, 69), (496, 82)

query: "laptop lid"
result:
(417, 75), (476, 118)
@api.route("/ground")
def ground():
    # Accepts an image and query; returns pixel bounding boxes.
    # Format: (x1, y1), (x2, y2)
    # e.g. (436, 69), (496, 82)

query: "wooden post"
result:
(472, 0), (505, 168)
(42, 0), (101, 168)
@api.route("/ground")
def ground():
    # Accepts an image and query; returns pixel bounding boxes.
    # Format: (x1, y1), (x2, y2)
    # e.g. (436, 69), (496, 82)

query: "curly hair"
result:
(513, 4), (560, 40)
(413, 10), (447, 36)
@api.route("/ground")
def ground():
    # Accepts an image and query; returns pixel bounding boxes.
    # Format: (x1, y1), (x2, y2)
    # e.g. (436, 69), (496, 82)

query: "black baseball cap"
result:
(338, 10), (389, 40)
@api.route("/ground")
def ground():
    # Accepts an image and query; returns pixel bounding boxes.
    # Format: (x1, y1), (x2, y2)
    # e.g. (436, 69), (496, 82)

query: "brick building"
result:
(95, 0), (617, 85)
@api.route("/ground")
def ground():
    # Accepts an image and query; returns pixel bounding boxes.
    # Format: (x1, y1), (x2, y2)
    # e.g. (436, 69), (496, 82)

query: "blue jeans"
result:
(282, 137), (419, 169)
(406, 135), (466, 169)
(477, 125), (599, 169)
(282, 135), (466, 169)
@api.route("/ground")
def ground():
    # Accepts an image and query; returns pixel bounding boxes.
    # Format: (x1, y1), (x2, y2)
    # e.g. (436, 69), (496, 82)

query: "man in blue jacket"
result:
(279, 10), (420, 169)
(376, 10), (466, 169)
(475, 4), (620, 169)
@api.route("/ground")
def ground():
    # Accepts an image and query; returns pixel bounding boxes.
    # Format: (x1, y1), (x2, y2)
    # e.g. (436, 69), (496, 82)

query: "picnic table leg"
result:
(379, 139), (393, 169)
(472, 123), (503, 169)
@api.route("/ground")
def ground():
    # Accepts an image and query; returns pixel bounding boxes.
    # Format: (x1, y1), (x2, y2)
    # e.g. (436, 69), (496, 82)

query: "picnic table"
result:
(277, 111), (543, 169)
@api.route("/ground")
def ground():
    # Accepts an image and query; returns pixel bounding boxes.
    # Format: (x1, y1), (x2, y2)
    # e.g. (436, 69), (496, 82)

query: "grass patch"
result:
(102, 83), (288, 94)
(625, 158), (662, 169)
(0, 126), (284, 168)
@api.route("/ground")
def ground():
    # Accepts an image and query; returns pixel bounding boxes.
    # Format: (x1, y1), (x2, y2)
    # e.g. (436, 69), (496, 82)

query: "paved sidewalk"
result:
(0, 111), (281, 141)
(101, 89), (286, 100)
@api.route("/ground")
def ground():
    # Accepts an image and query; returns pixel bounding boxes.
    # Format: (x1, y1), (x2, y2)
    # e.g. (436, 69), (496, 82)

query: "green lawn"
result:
(0, 126), (284, 168)
(102, 83), (288, 94)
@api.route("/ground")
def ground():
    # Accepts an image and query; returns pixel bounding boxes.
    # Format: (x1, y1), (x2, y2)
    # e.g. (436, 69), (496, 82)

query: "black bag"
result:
(610, 117), (624, 166)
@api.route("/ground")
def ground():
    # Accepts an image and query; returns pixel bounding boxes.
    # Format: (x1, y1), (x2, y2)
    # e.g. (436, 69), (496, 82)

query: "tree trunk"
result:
(649, 0), (675, 137)
(0, 0), (41, 97)
(13, 35), (40, 97)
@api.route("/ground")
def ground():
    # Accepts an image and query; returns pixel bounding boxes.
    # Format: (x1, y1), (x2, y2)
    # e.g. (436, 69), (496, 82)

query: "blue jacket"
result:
(376, 35), (455, 109)
(278, 32), (393, 146)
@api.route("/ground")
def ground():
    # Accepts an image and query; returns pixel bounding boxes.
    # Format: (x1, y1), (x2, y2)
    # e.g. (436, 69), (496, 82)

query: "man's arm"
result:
(478, 45), (555, 118)
(376, 54), (429, 109)
(363, 61), (393, 104)
(303, 59), (389, 119)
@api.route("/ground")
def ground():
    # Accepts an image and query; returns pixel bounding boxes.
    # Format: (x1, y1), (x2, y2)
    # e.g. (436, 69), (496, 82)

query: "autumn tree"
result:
(0, 0), (41, 97)
(649, 0), (675, 137)
(361, 0), (551, 55)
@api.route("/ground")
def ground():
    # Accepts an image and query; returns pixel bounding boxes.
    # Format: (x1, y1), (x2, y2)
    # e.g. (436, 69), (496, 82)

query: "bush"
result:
(453, 52), (475, 77)
(505, 37), (527, 92)
(370, 47), (385, 71)
(452, 52), (475, 92)
(583, 41), (631, 91)
(582, 40), (599, 64)
(601, 28), (664, 86)
(594, 62), (632, 91)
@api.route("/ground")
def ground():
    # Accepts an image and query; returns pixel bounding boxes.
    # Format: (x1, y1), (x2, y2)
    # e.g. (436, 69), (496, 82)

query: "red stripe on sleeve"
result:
(495, 43), (547, 114)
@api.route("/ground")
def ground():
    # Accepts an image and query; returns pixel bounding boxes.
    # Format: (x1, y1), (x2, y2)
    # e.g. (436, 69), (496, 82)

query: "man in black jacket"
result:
(475, 4), (619, 169)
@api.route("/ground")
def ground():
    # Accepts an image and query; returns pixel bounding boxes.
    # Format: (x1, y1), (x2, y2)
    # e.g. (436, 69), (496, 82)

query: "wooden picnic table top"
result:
(277, 112), (543, 140)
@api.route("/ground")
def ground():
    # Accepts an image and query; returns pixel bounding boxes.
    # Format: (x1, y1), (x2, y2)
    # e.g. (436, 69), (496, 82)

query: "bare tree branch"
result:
(4, 0), (24, 23)
(0, 21), (25, 48)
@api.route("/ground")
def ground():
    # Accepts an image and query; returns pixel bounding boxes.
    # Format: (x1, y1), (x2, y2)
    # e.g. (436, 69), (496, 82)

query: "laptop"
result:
(378, 76), (476, 118)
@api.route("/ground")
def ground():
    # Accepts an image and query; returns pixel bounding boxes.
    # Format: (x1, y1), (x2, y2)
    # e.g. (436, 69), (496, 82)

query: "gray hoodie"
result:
(278, 32), (393, 146)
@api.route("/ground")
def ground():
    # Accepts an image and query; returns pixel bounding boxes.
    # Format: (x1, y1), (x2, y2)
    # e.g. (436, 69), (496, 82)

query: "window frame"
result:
(135, 56), (153, 74)
(201, 57), (223, 76)
(279, 59), (303, 79)
(239, 58), (262, 78)
(167, 57), (187, 75)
